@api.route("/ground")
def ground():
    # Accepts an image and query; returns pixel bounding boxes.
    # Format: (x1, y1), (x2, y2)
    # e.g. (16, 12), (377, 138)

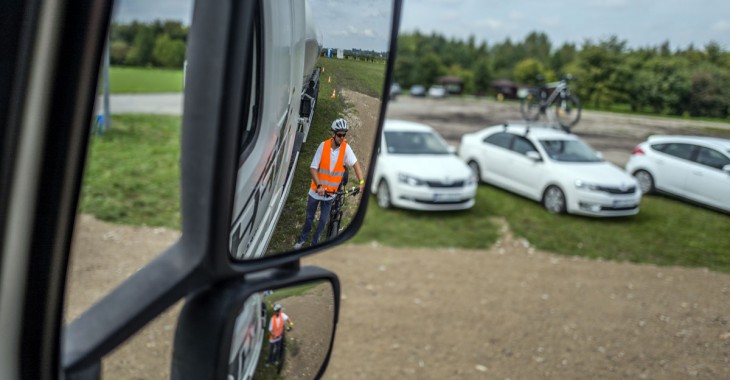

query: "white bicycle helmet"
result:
(331, 118), (349, 132)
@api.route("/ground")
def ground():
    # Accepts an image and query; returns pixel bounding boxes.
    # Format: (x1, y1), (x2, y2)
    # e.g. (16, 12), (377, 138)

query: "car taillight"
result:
(631, 147), (645, 155)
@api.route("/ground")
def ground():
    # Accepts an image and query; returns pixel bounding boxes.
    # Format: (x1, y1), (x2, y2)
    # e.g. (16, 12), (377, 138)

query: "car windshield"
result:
(539, 139), (602, 162)
(384, 131), (450, 154)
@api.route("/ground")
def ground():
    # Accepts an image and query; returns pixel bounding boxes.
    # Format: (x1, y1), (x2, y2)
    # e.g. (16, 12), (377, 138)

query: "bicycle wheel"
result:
(551, 94), (581, 131)
(326, 202), (342, 239)
(326, 220), (340, 239)
(520, 91), (542, 121)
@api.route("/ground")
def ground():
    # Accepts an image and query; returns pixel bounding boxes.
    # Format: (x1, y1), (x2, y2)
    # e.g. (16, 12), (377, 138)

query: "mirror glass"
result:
(227, 280), (336, 380)
(228, 0), (395, 260)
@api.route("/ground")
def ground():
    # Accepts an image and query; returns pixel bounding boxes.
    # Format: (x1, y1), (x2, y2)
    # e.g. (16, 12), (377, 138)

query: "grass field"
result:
(107, 66), (184, 93)
(354, 184), (730, 273)
(79, 114), (182, 229)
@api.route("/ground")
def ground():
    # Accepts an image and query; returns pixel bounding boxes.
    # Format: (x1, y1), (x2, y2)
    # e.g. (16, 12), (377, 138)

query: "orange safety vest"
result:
(270, 313), (284, 342)
(310, 138), (347, 193)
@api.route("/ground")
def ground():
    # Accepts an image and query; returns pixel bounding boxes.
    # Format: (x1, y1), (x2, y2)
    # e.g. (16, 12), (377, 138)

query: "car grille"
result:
(426, 180), (465, 188)
(602, 205), (638, 211)
(596, 185), (636, 194)
(412, 198), (472, 205)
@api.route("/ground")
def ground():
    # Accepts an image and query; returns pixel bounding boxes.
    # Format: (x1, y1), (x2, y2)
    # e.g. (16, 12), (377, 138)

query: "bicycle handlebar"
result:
(325, 186), (360, 197)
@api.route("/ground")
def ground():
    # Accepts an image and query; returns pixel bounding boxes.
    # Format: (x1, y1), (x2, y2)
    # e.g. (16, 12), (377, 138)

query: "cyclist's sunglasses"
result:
(335, 132), (347, 138)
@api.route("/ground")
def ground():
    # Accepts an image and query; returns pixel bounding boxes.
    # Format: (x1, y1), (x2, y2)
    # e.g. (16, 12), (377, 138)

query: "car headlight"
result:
(466, 174), (477, 186)
(398, 173), (425, 186)
(574, 180), (599, 191)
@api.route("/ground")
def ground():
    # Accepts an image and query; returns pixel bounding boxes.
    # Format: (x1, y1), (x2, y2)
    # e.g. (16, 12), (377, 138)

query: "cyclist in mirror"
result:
(267, 303), (294, 366)
(294, 118), (365, 249)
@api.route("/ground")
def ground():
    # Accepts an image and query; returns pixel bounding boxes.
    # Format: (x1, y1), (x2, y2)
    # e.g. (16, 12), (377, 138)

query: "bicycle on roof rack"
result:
(520, 74), (582, 132)
(325, 171), (361, 240)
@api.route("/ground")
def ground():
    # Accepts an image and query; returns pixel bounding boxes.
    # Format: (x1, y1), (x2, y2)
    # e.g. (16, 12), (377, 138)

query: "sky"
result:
(400, 0), (730, 50)
(112, 0), (394, 52)
(112, 0), (730, 52)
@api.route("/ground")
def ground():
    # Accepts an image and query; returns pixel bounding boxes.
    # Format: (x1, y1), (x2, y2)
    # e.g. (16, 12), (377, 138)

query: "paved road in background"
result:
(96, 93), (183, 115)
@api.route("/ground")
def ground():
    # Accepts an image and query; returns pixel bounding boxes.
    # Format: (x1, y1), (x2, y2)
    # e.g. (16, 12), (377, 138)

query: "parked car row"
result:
(373, 120), (730, 216)
(399, 83), (448, 98)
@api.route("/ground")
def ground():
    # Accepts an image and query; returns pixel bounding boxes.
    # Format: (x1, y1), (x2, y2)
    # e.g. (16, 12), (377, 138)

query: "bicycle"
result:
(325, 175), (361, 240)
(520, 74), (581, 131)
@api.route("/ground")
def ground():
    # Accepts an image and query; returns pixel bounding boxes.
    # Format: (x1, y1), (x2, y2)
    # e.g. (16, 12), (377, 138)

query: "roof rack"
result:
(502, 119), (568, 134)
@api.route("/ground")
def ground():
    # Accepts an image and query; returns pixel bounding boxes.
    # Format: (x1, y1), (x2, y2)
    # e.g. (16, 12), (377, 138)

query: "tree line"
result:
(395, 31), (730, 118)
(110, 20), (189, 69)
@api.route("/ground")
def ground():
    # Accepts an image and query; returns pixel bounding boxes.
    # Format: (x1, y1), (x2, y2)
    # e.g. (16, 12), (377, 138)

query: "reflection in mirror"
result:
(229, 0), (395, 261)
(227, 280), (335, 380)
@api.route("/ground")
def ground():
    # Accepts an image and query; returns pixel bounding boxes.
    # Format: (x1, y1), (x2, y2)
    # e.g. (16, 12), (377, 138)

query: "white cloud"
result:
(476, 18), (504, 30)
(712, 20), (730, 31)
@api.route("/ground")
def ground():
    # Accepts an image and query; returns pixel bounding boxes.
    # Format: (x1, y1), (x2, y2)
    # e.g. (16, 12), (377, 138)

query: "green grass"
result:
(318, 57), (387, 98)
(355, 183), (730, 273)
(352, 196), (501, 249)
(108, 66), (184, 93)
(80, 114), (182, 229)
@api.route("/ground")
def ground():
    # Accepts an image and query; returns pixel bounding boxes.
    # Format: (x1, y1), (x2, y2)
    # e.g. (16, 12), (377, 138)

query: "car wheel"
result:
(542, 186), (566, 214)
(633, 170), (655, 194)
(468, 161), (481, 183)
(377, 180), (392, 209)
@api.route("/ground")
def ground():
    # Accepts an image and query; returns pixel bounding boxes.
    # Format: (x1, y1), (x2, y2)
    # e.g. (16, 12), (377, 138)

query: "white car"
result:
(427, 85), (447, 98)
(625, 135), (730, 213)
(459, 124), (641, 216)
(371, 120), (477, 210)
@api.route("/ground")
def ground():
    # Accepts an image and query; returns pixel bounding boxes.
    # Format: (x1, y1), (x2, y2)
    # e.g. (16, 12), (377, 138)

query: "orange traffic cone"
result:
(330, 89), (336, 99)
(328, 75), (331, 83)
(322, 67), (325, 73)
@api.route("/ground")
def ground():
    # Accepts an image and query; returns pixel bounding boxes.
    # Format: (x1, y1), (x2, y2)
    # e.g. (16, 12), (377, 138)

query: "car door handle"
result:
(692, 171), (703, 176)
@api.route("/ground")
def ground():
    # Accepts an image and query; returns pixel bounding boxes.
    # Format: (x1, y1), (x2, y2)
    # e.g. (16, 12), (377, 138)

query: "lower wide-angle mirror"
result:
(172, 272), (338, 380)
(228, 281), (336, 380)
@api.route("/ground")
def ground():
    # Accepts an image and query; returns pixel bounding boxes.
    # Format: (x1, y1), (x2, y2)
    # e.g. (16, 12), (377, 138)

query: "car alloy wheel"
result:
(633, 170), (655, 194)
(543, 186), (566, 214)
(377, 180), (392, 209)
(468, 161), (481, 183)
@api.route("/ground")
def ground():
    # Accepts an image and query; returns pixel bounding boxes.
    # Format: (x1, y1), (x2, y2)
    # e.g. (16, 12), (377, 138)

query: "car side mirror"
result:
(596, 151), (604, 159)
(448, 145), (457, 154)
(723, 164), (730, 174)
(172, 267), (339, 380)
(526, 151), (542, 161)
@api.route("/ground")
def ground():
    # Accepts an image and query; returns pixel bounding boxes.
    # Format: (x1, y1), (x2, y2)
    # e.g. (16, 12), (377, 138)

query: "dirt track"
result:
(65, 94), (730, 379)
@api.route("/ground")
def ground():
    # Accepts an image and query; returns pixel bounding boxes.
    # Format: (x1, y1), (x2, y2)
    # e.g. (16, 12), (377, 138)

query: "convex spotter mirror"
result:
(172, 274), (339, 380)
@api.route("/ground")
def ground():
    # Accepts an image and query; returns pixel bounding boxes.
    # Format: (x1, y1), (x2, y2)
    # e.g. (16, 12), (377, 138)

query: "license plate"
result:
(613, 200), (636, 208)
(433, 193), (460, 202)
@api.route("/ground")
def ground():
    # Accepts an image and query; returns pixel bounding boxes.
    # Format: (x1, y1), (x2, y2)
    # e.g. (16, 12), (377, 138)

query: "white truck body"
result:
(227, 1), (321, 378)
(229, 0), (321, 261)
